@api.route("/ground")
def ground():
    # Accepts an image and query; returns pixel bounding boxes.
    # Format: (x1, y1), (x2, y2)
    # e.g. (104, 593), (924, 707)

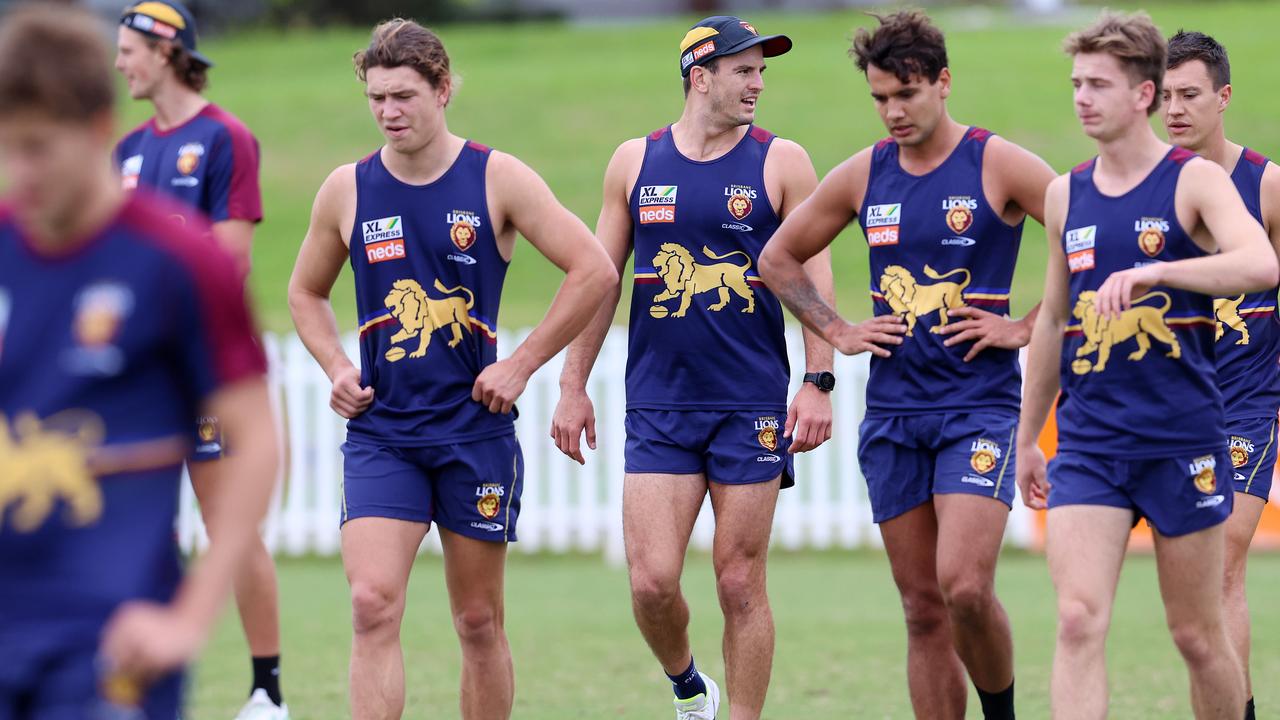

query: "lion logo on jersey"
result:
(383, 279), (476, 361)
(0, 412), (103, 533)
(1214, 295), (1250, 345)
(650, 243), (755, 318)
(727, 194), (753, 220)
(878, 265), (971, 337)
(1070, 290), (1181, 374)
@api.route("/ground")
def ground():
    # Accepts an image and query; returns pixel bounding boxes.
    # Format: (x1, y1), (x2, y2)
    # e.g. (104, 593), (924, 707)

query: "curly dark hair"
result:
(148, 38), (209, 93)
(850, 10), (948, 84)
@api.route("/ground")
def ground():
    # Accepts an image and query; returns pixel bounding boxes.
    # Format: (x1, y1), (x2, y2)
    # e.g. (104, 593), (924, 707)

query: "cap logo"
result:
(740, 21), (758, 35)
(679, 26), (720, 53)
(126, 14), (177, 39)
(127, 2), (187, 30)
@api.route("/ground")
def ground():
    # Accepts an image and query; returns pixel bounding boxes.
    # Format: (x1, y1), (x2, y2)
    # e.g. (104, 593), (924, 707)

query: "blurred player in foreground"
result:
(288, 18), (615, 720)
(761, 10), (1055, 718)
(113, 3), (286, 717)
(0, 4), (277, 718)
(1162, 29), (1280, 720)
(1018, 12), (1276, 719)
(553, 15), (835, 719)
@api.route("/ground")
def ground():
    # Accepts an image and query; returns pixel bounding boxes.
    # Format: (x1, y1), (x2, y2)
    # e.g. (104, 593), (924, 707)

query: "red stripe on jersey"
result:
(121, 191), (267, 389)
(1244, 148), (1268, 167)
(203, 103), (263, 223)
(748, 126), (774, 143)
(1072, 158), (1096, 174)
(967, 127), (993, 143)
(648, 126), (670, 141)
(466, 140), (492, 153)
(875, 137), (894, 151)
(1170, 146), (1196, 164)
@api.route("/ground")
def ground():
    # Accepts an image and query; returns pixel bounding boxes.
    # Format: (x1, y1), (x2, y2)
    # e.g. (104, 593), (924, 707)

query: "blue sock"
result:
(666, 657), (707, 700)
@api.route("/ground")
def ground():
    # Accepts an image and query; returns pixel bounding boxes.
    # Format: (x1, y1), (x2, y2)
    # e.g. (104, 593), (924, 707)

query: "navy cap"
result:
(120, 1), (212, 68)
(679, 16), (791, 77)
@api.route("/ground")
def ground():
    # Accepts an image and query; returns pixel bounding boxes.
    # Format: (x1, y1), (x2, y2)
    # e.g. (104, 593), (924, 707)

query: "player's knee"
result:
(629, 566), (681, 612)
(1167, 620), (1220, 669)
(1056, 598), (1108, 649)
(939, 575), (994, 625)
(452, 604), (502, 647)
(900, 589), (949, 639)
(349, 581), (403, 636)
(714, 562), (764, 616)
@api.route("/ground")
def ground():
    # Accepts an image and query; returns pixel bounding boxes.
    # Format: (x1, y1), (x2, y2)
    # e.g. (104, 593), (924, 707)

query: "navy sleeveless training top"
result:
(626, 125), (788, 411)
(1057, 147), (1222, 457)
(857, 127), (1024, 416)
(347, 143), (513, 446)
(1216, 148), (1280, 421)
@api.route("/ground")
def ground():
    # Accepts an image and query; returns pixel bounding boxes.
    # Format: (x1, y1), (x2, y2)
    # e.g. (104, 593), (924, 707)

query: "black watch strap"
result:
(803, 371), (836, 392)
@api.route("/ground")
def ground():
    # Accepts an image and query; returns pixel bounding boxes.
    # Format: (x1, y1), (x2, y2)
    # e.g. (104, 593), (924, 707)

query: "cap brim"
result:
(722, 33), (793, 60)
(189, 49), (214, 68)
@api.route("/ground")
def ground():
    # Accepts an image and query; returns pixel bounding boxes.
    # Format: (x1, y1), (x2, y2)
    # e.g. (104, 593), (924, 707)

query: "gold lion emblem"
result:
(1194, 468), (1216, 494)
(651, 243), (755, 317)
(727, 194), (752, 220)
(758, 426), (777, 451)
(450, 221), (476, 252)
(383, 278), (476, 361)
(477, 494), (500, 520)
(1070, 290), (1181, 374)
(1230, 446), (1249, 468)
(878, 264), (971, 337)
(1214, 295), (1250, 345)
(971, 449), (996, 474)
(0, 412), (103, 532)
(1138, 228), (1165, 257)
(946, 206), (973, 234)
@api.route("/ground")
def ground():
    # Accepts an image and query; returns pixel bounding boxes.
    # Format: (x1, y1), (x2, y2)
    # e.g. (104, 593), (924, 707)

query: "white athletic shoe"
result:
(234, 689), (289, 720)
(673, 673), (720, 720)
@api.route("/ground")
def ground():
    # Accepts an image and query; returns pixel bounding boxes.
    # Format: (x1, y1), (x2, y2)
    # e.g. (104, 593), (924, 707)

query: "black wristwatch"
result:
(803, 371), (836, 392)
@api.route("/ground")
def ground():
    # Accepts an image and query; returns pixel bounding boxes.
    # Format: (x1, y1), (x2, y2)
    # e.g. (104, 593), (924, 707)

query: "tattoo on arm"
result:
(779, 276), (839, 333)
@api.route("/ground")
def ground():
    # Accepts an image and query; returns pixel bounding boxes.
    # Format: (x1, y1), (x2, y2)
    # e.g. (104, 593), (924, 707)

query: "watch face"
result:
(818, 372), (836, 391)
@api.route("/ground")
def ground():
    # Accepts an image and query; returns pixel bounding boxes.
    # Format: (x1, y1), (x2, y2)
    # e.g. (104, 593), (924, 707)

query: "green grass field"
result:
(118, 2), (1280, 332)
(188, 551), (1280, 718)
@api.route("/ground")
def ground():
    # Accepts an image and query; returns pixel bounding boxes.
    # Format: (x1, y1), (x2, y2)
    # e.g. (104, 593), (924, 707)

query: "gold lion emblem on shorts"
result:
(971, 450), (997, 474)
(477, 494), (501, 520)
(1230, 446), (1249, 469)
(1194, 469), (1216, 494)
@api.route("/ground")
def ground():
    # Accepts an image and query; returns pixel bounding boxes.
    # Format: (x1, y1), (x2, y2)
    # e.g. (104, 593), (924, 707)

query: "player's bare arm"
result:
(1262, 161), (1280, 258)
(212, 219), (254, 276)
(766, 138), (834, 453)
(1016, 174), (1071, 511)
(474, 150), (618, 415)
(759, 148), (907, 357)
(1094, 157), (1278, 319)
(101, 375), (278, 679)
(550, 140), (640, 461)
(287, 164), (372, 419)
(939, 136), (1057, 361)
(550, 139), (641, 464)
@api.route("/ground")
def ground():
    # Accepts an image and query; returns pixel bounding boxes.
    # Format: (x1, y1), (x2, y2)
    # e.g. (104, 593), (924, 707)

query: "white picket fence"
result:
(176, 328), (1036, 563)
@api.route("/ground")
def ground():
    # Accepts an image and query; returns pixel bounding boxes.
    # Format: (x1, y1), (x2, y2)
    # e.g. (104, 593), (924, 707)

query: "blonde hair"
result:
(1064, 11), (1166, 115)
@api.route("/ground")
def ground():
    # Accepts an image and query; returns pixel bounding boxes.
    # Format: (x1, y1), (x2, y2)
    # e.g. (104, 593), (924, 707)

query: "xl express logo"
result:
(362, 215), (406, 264)
(864, 203), (900, 247)
(639, 185), (677, 225)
